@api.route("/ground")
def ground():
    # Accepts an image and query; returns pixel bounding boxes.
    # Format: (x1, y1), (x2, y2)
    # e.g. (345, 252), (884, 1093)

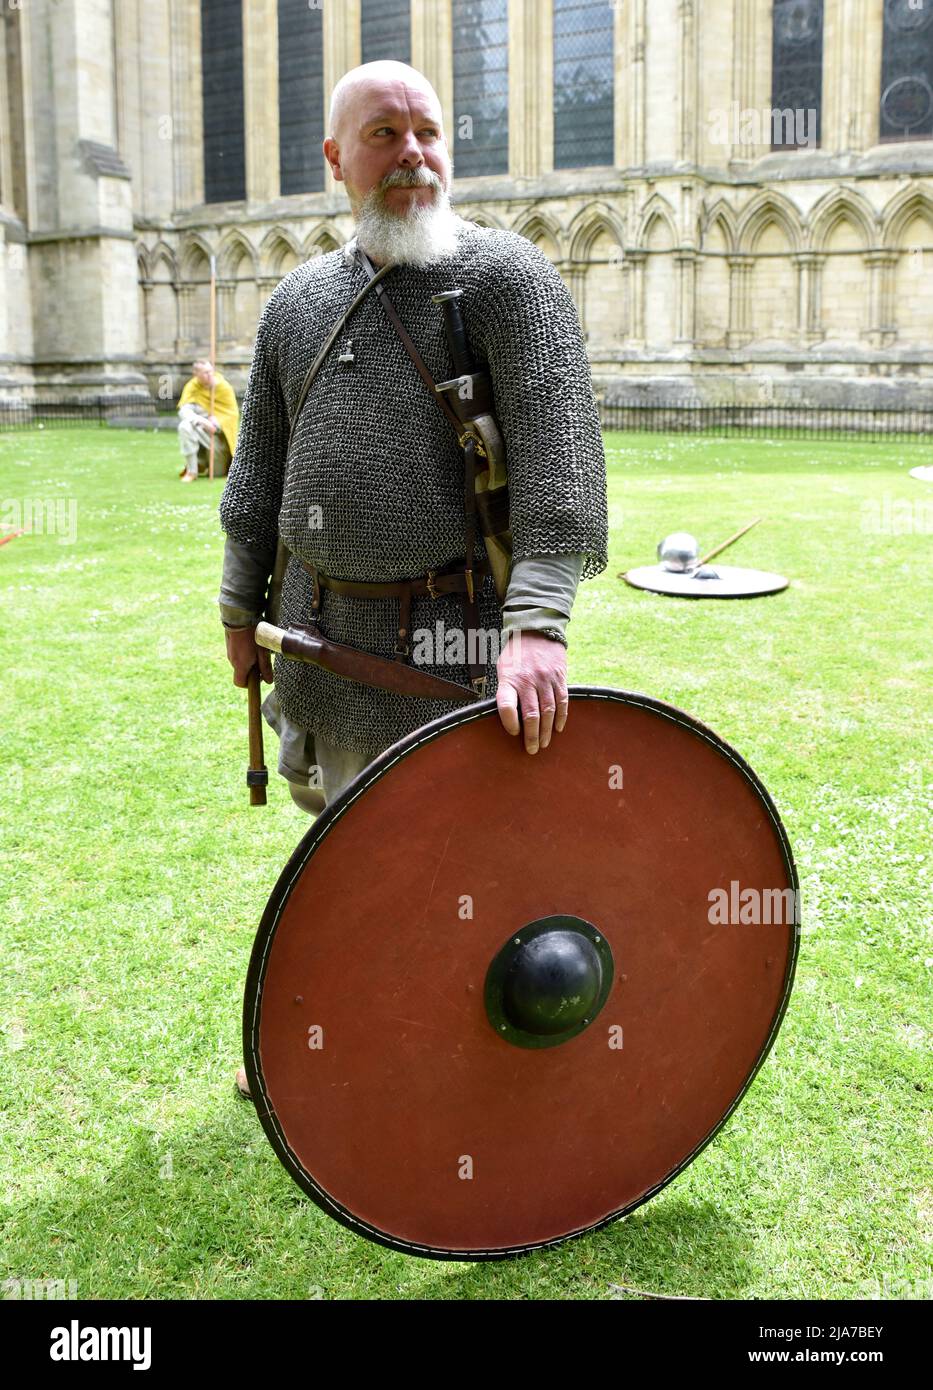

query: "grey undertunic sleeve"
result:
(500, 552), (585, 646)
(218, 535), (275, 627)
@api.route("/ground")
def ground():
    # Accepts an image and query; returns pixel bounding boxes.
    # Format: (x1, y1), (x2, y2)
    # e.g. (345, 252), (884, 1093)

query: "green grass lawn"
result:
(0, 425), (930, 1301)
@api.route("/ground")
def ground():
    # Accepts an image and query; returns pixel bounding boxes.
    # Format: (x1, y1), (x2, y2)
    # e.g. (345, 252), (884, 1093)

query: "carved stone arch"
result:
(568, 202), (624, 262)
(178, 235), (213, 281)
(881, 187), (933, 248)
(457, 207), (505, 231)
(217, 229), (258, 279)
(146, 246), (180, 354)
(259, 227), (302, 277)
(513, 208), (565, 262)
(304, 226), (341, 261)
(135, 243), (151, 280)
(634, 194), (677, 251)
(884, 189), (933, 346)
(696, 203), (733, 347)
(736, 192), (803, 254)
(150, 242), (178, 282)
(809, 188), (874, 252)
(212, 234), (259, 345)
(563, 206), (625, 356)
(699, 199), (737, 254)
(177, 237), (213, 350)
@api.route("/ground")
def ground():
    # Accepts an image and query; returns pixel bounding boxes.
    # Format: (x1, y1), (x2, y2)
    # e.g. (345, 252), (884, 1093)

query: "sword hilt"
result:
(432, 289), (474, 378)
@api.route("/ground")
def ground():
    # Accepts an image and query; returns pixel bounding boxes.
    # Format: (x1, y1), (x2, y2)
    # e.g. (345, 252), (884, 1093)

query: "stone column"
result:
(0, 16), (13, 212)
(508, 0), (552, 177)
(727, 254), (753, 347)
(853, 0), (884, 153)
(113, 0), (175, 224)
(412, 0), (454, 140)
(323, 0), (361, 197)
(625, 0), (647, 168)
(627, 250), (647, 347)
(218, 282), (237, 344)
(731, 0), (772, 162)
(796, 252), (826, 344)
(564, 266), (586, 342)
(823, 0), (880, 155)
(613, 0), (626, 170)
(675, 250), (697, 344)
(169, 0), (203, 209)
(25, 0), (143, 389)
(244, 0), (279, 203)
(678, 0), (697, 166)
(177, 285), (196, 349)
(864, 251), (897, 347)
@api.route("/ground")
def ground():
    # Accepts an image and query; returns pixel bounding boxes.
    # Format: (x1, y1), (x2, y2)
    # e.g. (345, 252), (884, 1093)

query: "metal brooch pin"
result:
(337, 338), (355, 364)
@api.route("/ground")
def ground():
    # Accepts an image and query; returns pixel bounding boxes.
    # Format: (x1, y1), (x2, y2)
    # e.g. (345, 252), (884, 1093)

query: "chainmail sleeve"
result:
(218, 286), (289, 554)
(465, 232), (609, 583)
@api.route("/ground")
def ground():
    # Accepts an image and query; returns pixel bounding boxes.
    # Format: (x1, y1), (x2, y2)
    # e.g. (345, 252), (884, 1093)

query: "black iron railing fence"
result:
(1, 393), (932, 439)
(0, 395), (175, 429)
(599, 401), (933, 439)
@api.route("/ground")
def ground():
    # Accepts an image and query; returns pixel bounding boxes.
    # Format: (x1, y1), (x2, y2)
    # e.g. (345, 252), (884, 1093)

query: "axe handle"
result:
(247, 665), (268, 806)
(697, 517), (761, 568)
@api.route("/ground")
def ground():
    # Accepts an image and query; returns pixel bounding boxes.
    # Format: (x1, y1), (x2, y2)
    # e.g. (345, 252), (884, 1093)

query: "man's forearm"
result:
(501, 552), (585, 646)
(219, 534), (276, 627)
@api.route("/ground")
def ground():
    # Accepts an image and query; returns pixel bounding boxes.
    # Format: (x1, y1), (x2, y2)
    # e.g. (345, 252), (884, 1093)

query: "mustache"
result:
(379, 167), (443, 193)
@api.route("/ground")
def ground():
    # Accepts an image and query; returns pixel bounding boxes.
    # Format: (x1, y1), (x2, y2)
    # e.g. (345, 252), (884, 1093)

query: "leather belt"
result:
(298, 557), (489, 603)
(297, 557), (491, 688)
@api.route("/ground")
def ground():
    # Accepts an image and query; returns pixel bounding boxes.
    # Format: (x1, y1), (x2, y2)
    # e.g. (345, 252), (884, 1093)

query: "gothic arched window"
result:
(880, 0), (933, 142)
(553, 0), (614, 170)
(201, 0), (246, 201)
(278, 0), (325, 194)
(361, 0), (411, 64)
(452, 0), (509, 177)
(770, 0), (824, 150)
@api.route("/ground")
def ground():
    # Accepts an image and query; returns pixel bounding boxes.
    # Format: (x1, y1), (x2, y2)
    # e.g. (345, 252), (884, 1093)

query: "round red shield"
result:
(243, 688), (798, 1260)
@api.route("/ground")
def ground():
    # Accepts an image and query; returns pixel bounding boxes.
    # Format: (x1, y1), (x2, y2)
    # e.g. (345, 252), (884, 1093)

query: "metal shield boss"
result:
(243, 688), (798, 1260)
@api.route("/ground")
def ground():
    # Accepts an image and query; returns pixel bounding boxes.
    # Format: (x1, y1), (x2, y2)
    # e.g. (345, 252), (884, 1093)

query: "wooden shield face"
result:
(243, 688), (798, 1261)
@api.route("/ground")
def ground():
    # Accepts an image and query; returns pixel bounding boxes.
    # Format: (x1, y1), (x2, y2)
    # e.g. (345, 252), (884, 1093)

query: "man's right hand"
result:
(225, 626), (274, 687)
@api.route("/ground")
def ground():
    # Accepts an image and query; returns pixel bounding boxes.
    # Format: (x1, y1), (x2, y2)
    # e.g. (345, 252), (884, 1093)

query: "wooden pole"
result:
(697, 517), (761, 568)
(247, 666), (268, 806)
(208, 253), (217, 481)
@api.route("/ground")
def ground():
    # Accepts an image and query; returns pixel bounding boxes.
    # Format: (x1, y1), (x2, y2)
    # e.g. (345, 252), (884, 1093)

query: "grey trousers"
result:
(261, 687), (376, 816)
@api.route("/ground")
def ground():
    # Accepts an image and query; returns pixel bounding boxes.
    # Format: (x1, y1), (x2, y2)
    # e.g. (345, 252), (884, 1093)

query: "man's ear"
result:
(323, 137), (344, 183)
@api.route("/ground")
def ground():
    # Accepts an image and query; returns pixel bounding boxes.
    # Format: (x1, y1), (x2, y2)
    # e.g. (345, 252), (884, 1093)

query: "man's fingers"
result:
(496, 680), (520, 736)
(538, 696), (557, 749)
(555, 682), (570, 734)
(258, 647), (274, 682)
(520, 688), (541, 754)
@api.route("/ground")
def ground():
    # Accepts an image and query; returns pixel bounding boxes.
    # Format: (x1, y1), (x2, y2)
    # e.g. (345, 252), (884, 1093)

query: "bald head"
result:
(328, 61), (442, 144)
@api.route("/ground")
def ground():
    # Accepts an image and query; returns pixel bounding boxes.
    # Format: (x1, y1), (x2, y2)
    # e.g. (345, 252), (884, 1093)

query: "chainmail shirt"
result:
(219, 216), (608, 754)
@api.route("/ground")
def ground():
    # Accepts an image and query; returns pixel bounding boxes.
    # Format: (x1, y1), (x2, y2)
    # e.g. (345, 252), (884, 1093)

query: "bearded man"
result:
(219, 61), (608, 1094)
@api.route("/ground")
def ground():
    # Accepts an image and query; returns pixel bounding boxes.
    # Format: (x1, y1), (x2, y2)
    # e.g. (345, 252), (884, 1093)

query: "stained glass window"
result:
(553, 0), (614, 169)
(201, 0), (246, 201)
(452, 0), (509, 177)
(361, 0), (411, 64)
(771, 0), (824, 150)
(278, 0), (325, 194)
(880, 0), (933, 141)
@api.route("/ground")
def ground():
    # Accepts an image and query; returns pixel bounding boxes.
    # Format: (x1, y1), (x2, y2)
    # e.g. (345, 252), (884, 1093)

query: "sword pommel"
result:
(255, 621), (284, 654)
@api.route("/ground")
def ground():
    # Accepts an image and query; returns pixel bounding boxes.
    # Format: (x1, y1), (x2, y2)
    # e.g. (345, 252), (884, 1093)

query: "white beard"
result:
(353, 177), (461, 268)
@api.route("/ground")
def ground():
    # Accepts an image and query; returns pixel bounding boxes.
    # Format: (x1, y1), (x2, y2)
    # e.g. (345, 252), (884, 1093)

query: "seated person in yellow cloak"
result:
(177, 360), (240, 481)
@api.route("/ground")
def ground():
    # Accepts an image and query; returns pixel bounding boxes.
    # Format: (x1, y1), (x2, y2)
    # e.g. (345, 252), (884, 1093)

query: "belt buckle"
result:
(426, 569), (440, 600)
